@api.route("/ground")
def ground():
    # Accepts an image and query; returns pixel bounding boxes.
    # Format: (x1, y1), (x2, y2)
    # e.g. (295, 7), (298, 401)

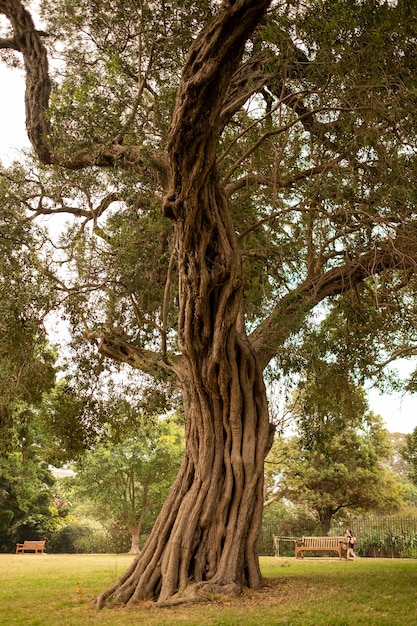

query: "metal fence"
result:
(259, 516), (417, 558)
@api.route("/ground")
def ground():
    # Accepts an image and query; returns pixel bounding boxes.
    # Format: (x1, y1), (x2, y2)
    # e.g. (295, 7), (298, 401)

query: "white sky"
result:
(0, 66), (28, 163)
(0, 64), (416, 435)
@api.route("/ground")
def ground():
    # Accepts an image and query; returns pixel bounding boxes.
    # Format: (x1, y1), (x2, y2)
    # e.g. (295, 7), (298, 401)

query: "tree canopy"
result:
(1, 0), (417, 608)
(69, 417), (184, 553)
(401, 427), (417, 487)
(265, 377), (404, 534)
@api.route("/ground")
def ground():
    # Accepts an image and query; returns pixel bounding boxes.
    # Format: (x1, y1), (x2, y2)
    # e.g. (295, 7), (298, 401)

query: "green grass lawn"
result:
(1, 554), (416, 625)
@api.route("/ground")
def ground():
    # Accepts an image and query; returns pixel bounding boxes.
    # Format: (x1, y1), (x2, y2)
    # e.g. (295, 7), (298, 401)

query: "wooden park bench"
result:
(16, 540), (46, 555)
(294, 536), (347, 559)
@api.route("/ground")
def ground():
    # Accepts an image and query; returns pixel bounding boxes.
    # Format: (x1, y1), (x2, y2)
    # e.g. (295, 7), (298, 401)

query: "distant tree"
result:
(274, 428), (402, 535)
(265, 370), (404, 534)
(383, 432), (417, 509)
(387, 433), (412, 479)
(401, 427), (417, 488)
(0, 431), (56, 551)
(69, 418), (184, 553)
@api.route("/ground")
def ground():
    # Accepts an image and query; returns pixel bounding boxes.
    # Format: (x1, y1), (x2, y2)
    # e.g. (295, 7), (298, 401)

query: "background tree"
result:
(401, 428), (417, 488)
(270, 425), (403, 535)
(265, 370), (404, 534)
(385, 432), (417, 509)
(0, 426), (56, 552)
(68, 417), (184, 554)
(0, 167), (56, 451)
(1, 0), (417, 607)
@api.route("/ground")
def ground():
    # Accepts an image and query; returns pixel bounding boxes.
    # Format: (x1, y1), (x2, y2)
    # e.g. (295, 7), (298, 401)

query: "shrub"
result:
(49, 519), (108, 553)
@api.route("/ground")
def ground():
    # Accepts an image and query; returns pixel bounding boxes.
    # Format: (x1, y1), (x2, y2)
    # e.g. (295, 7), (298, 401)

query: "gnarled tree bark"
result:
(96, 0), (273, 606)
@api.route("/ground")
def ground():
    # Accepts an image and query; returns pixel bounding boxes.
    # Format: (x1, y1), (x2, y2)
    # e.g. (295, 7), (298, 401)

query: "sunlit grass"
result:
(1, 554), (417, 625)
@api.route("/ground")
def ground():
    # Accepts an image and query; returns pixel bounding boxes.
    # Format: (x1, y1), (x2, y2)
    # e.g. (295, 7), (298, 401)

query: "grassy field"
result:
(1, 554), (417, 625)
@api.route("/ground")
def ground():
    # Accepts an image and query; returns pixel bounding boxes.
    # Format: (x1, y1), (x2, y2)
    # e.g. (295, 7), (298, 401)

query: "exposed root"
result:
(154, 581), (242, 608)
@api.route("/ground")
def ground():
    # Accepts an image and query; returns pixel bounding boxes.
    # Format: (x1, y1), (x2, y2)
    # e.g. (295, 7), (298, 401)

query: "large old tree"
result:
(1, 0), (417, 607)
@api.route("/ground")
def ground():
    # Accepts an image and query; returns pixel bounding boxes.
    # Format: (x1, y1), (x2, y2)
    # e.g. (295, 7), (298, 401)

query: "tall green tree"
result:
(0, 167), (56, 450)
(265, 371), (404, 533)
(268, 423), (403, 535)
(0, 432), (56, 551)
(401, 428), (417, 487)
(1, 0), (417, 607)
(69, 418), (184, 553)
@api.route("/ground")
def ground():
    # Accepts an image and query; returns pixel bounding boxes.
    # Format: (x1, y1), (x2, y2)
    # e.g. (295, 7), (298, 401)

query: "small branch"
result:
(226, 158), (341, 199)
(0, 36), (19, 49)
(372, 345), (417, 372)
(222, 106), (316, 185)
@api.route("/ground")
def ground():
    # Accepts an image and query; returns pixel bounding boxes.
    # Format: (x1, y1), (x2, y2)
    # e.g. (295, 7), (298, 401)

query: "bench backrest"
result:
(302, 536), (345, 548)
(23, 540), (45, 548)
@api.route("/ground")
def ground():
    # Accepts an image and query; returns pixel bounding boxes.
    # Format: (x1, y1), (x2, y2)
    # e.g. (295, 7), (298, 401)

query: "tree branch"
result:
(0, 0), (169, 184)
(372, 345), (417, 373)
(0, 36), (19, 49)
(85, 328), (179, 379)
(251, 238), (417, 370)
(164, 0), (272, 218)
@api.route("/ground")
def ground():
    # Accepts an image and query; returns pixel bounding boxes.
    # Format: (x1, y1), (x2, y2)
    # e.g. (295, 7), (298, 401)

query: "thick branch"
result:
(220, 53), (275, 127)
(85, 329), (179, 380)
(0, 0), (169, 183)
(251, 242), (417, 370)
(0, 0), (52, 162)
(164, 0), (271, 218)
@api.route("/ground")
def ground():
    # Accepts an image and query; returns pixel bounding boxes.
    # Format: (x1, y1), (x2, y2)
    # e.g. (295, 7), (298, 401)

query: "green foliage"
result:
(400, 426), (417, 486)
(50, 518), (109, 554)
(67, 416), (184, 550)
(0, 448), (56, 552)
(266, 376), (404, 532)
(262, 501), (321, 537)
(41, 0), (214, 155)
(0, 165), (57, 455)
(37, 380), (106, 464)
(357, 529), (417, 559)
(49, 518), (132, 554)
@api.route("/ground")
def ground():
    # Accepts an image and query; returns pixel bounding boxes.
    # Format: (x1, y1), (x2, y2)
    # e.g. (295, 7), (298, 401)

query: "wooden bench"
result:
(16, 540), (46, 555)
(294, 536), (347, 559)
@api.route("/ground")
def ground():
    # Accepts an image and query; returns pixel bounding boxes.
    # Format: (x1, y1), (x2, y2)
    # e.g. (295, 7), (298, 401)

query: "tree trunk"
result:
(97, 350), (272, 607)
(319, 509), (333, 536)
(97, 169), (274, 608)
(95, 0), (274, 608)
(128, 524), (141, 555)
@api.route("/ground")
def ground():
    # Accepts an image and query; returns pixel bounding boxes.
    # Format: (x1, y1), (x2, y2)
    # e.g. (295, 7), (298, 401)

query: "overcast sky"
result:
(0, 64), (416, 434)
